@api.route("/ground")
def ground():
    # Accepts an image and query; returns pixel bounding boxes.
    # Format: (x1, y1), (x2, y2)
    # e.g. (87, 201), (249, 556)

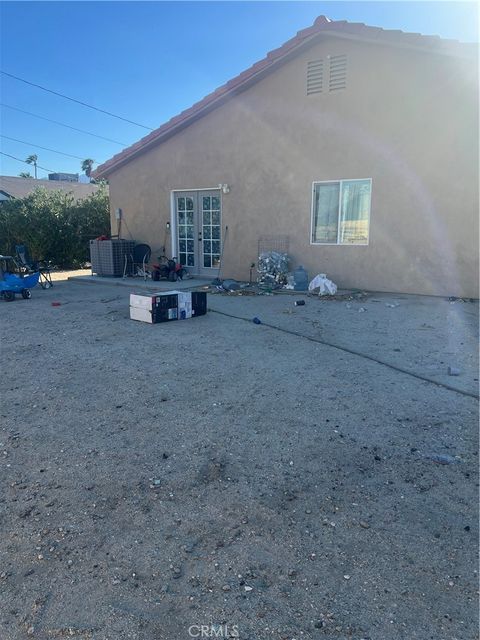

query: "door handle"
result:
(198, 233), (202, 242)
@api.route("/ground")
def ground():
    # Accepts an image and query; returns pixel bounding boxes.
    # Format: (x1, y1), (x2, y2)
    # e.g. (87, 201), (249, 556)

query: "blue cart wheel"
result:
(22, 289), (32, 299)
(3, 291), (15, 301)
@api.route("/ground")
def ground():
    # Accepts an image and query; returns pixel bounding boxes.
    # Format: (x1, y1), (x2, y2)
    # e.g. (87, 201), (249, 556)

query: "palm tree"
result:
(25, 154), (38, 179)
(81, 158), (94, 179)
(19, 171), (32, 178)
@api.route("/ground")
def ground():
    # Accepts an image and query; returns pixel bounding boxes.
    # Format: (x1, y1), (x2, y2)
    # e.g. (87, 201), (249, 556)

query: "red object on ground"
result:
(51, 302), (61, 306)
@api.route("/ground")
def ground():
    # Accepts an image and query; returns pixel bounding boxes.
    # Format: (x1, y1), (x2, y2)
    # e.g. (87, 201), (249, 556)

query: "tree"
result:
(25, 154), (38, 179)
(19, 172), (32, 178)
(0, 185), (110, 267)
(81, 158), (94, 179)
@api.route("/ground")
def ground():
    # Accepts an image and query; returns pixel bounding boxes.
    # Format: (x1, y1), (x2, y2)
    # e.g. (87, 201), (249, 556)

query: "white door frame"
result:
(170, 188), (222, 273)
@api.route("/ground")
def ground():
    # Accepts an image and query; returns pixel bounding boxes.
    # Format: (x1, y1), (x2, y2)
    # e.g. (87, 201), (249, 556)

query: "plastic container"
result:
(293, 266), (309, 291)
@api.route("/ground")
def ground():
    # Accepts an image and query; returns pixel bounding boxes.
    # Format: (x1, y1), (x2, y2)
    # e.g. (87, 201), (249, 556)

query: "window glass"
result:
(312, 182), (340, 243)
(339, 180), (371, 244)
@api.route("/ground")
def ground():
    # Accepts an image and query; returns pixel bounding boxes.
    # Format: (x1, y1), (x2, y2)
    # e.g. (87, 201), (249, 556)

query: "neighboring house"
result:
(0, 176), (106, 201)
(94, 16), (478, 297)
(48, 172), (79, 182)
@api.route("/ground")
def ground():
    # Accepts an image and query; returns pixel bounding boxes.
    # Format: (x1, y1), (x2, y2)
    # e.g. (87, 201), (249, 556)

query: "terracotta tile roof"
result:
(94, 15), (475, 178)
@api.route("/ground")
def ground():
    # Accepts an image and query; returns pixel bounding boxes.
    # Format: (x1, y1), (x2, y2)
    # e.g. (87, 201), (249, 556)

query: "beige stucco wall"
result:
(107, 36), (479, 297)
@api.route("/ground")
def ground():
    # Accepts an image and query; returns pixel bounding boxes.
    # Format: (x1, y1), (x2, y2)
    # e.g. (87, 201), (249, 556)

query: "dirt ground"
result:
(1, 277), (478, 640)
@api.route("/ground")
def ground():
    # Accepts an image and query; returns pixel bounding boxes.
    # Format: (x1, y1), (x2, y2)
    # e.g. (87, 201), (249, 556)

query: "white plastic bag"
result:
(308, 273), (338, 296)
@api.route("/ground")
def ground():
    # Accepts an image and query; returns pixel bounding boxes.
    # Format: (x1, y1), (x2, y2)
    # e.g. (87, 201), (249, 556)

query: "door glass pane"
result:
(312, 182), (340, 243)
(339, 180), (371, 244)
(177, 195), (195, 268)
(200, 191), (221, 268)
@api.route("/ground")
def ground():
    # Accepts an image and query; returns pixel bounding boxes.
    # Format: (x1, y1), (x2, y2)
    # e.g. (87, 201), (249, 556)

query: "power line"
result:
(0, 151), (54, 173)
(0, 103), (127, 146)
(0, 135), (90, 161)
(1, 71), (154, 131)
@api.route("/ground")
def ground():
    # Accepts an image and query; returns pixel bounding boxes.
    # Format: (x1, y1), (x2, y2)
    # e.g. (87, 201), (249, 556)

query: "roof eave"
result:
(94, 22), (476, 179)
(93, 31), (326, 179)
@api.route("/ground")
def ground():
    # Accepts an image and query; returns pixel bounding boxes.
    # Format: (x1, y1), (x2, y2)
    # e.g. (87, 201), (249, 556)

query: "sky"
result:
(0, 1), (478, 178)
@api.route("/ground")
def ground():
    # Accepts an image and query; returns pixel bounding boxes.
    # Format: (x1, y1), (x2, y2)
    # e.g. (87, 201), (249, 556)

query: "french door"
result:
(174, 190), (222, 276)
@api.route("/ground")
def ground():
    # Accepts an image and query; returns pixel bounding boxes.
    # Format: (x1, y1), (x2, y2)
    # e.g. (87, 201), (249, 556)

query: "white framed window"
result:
(311, 178), (372, 245)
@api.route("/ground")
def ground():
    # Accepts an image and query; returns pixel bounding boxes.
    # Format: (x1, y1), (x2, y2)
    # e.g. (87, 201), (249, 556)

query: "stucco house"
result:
(94, 16), (478, 297)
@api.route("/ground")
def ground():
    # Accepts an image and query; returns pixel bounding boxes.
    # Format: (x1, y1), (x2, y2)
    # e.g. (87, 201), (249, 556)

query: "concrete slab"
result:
(68, 273), (212, 291)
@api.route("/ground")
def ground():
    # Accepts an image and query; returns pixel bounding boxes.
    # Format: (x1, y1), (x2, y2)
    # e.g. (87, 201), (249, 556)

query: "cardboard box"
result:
(130, 292), (178, 323)
(129, 290), (207, 323)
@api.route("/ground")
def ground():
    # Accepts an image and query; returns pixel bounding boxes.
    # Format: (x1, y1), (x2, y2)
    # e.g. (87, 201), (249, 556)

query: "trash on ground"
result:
(257, 251), (290, 288)
(386, 303), (400, 308)
(284, 273), (295, 290)
(252, 317), (262, 324)
(130, 291), (207, 323)
(448, 366), (461, 376)
(222, 279), (241, 291)
(358, 307), (367, 313)
(422, 453), (461, 465)
(293, 265), (309, 291)
(294, 300), (305, 306)
(308, 273), (338, 296)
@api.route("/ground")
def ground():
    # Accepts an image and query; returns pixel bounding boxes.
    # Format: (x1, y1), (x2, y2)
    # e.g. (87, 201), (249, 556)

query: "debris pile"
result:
(257, 251), (290, 288)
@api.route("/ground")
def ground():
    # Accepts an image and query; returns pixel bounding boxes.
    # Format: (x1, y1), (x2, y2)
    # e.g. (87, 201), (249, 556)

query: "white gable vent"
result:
(306, 59), (323, 95)
(329, 55), (347, 91)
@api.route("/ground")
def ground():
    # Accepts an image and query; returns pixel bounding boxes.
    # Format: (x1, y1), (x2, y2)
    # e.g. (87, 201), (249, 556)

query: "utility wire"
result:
(1, 71), (154, 131)
(0, 135), (90, 161)
(0, 151), (54, 173)
(0, 103), (127, 146)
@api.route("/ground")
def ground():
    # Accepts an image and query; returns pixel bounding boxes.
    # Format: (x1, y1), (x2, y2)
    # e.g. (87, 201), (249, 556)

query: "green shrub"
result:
(0, 186), (110, 268)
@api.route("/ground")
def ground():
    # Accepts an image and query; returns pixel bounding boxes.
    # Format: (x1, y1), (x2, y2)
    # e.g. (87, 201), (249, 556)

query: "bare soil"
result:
(0, 280), (478, 640)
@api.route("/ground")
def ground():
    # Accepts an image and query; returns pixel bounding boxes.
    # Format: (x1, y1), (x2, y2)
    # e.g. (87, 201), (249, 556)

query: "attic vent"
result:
(329, 55), (347, 91)
(306, 59), (323, 95)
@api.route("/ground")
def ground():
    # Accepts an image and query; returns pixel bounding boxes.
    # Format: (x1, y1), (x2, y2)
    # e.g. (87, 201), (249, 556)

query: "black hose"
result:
(210, 308), (479, 400)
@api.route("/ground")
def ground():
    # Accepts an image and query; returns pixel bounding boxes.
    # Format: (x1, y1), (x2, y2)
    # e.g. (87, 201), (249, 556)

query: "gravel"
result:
(0, 279), (478, 640)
